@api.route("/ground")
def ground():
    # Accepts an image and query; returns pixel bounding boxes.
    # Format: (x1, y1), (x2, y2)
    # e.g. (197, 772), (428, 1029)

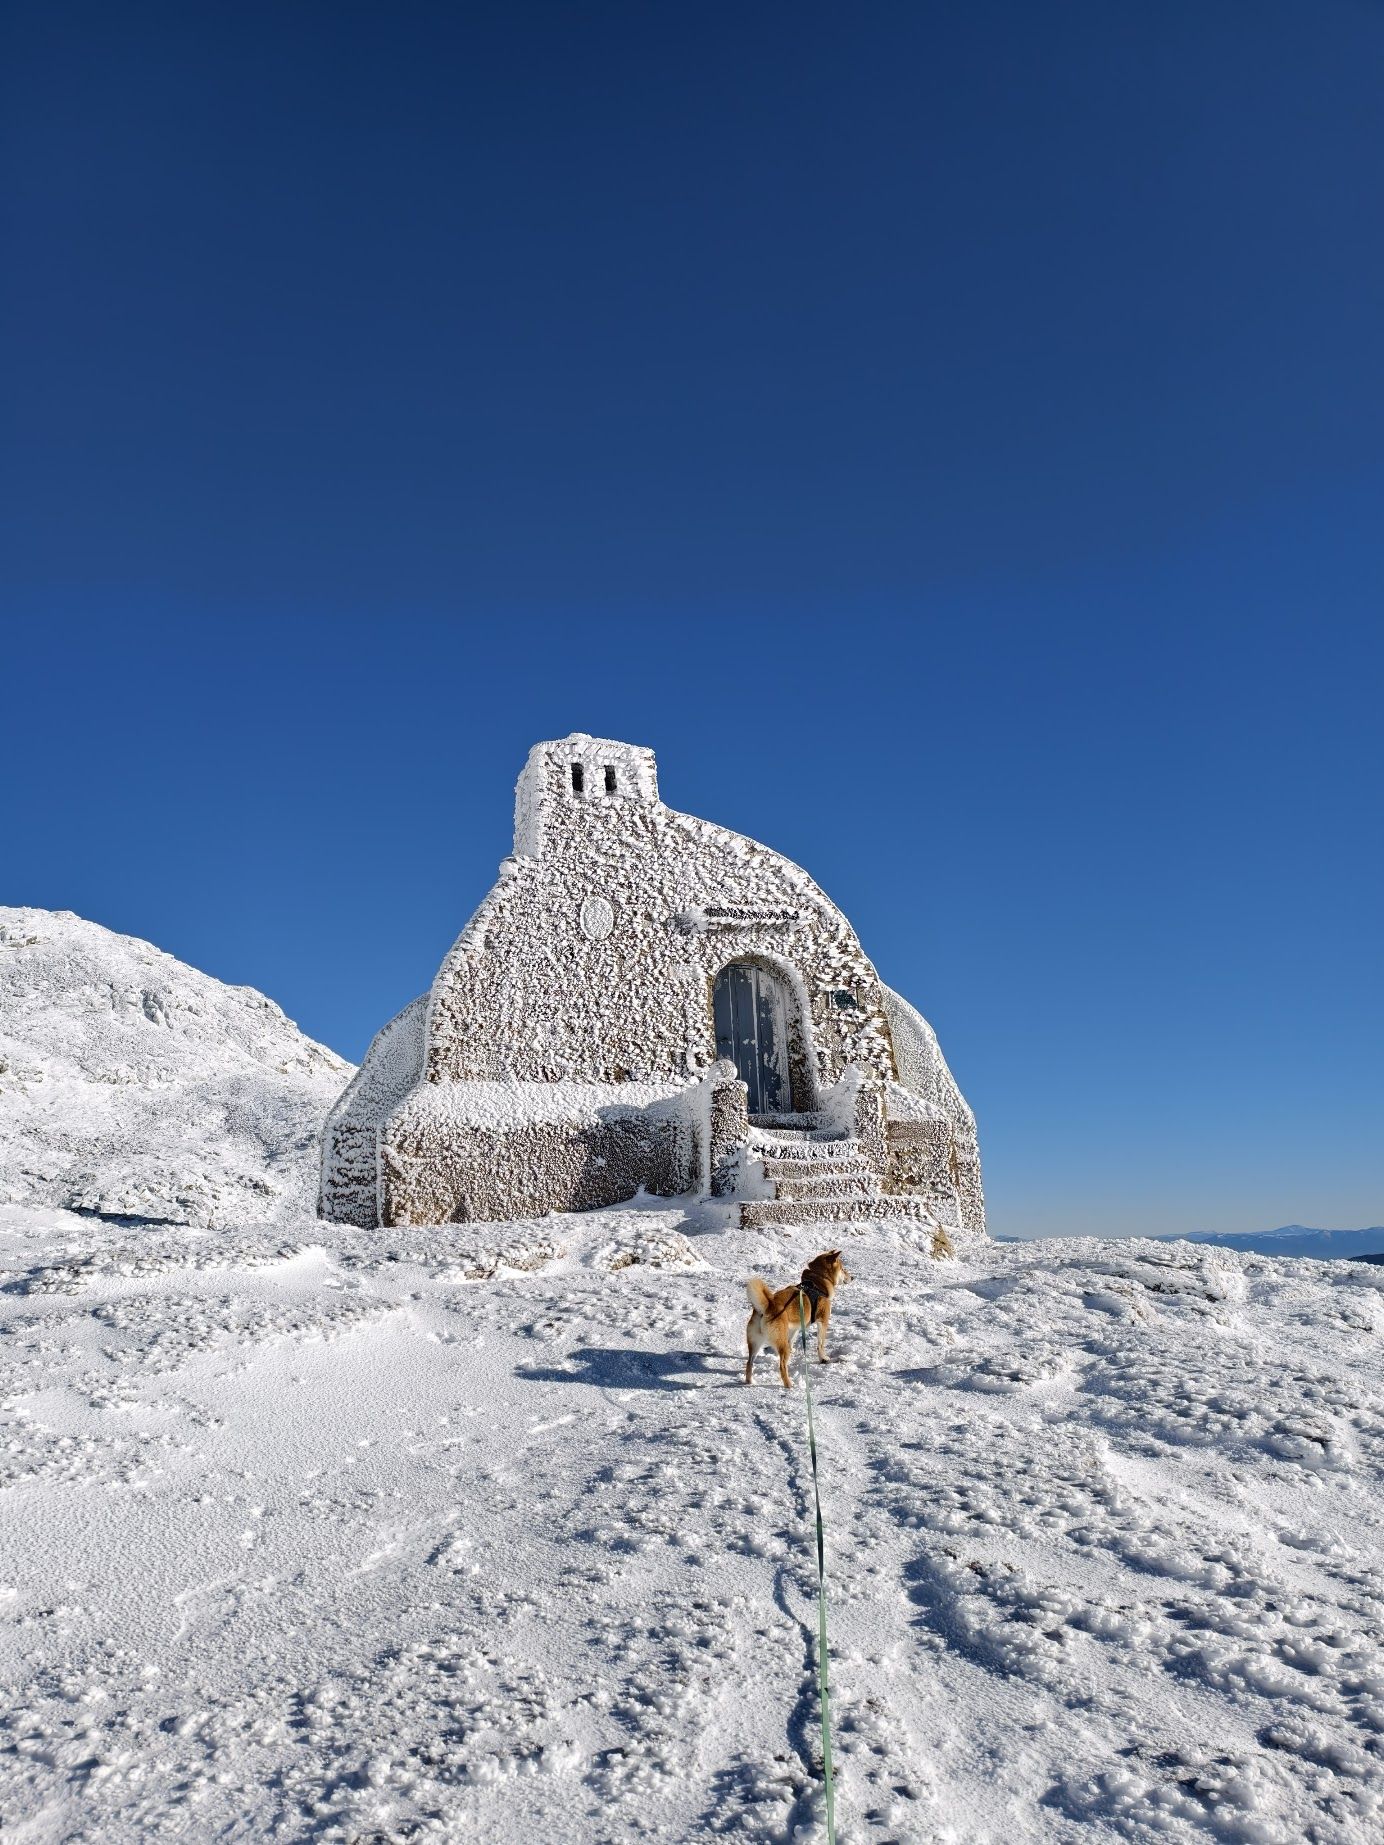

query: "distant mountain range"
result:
(1179, 1225), (1384, 1262)
(997, 1225), (1384, 1260)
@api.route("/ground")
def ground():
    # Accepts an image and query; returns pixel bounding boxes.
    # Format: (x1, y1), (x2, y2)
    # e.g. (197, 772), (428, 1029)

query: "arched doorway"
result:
(713, 960), (794, 1116)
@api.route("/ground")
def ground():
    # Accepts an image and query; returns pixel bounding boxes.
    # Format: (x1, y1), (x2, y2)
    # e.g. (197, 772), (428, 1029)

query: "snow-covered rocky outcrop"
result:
(0, 907), (350, 1226)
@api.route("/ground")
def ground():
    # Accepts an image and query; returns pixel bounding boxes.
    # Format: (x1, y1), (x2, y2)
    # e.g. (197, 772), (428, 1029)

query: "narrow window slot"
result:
(604, 766), (617, 793)
(571, 763), (584, 794)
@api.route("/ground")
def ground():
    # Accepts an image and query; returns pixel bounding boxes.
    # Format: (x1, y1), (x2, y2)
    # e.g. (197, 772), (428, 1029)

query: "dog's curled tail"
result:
(744, 1276), (773, 1315)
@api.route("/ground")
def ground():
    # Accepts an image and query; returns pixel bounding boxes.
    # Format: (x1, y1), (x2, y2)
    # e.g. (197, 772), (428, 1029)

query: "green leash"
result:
(797, 1290), (838, 1844)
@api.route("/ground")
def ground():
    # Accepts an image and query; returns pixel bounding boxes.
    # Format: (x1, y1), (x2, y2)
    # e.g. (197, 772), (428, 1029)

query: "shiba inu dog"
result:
(743, 1250), (853, 1387)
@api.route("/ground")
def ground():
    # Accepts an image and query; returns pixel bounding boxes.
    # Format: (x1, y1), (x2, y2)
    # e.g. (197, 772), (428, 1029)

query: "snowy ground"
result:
(2, 1198), (1383, 1844)
(3, 909), (1382, 1842)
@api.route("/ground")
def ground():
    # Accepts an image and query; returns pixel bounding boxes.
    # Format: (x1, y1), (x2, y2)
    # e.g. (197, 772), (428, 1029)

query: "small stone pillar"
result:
(852, 1072), (888, 1175)
(708, 1059), (749, 1196)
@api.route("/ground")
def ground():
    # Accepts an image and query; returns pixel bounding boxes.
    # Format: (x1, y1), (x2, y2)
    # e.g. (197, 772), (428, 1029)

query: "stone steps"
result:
(748, 1135), (862, 1164)
(768, 1171), (878, 1203)
(740, 1194), (935, 1229)
(763, 1151), (870, 1180)
(740, 1111), (931, 1232)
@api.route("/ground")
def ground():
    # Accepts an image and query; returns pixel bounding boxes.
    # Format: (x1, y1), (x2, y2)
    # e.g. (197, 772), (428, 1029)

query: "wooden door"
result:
(713, 962), (789, 1115)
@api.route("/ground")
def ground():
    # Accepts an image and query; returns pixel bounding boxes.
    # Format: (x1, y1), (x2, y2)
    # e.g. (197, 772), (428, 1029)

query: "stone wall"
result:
(381, 1110), (696, 1226)
(882, 984), (986, 1233)
(319, 734), (987, 1233)
(423, 738), (898, 1098)
(319, 994), (427, 1226)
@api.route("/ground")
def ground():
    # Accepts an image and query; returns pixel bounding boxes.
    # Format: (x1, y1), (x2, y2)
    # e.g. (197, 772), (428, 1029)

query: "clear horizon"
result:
(3, 2), (1381, 1240)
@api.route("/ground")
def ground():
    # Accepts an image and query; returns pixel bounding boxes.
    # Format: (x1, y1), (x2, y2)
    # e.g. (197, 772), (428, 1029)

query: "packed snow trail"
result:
(2, 1198), (1383, 1844)
(796, 1289), (839, 1845)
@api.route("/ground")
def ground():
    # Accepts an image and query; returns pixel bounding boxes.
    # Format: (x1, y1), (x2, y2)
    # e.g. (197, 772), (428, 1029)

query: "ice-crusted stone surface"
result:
(323, 735), (984, 1231)
(428, 736), (898, 1090)
(0, 907), (350, 1226)
(883, 983), (985, 1230)
(319, 994), (427, 1227)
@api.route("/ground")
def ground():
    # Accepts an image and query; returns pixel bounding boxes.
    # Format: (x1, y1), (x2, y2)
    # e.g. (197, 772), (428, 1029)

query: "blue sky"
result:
(2, 2), (1381, 1238)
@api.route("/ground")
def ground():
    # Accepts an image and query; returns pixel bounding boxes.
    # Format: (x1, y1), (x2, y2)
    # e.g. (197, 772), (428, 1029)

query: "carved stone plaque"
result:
(579, 895), (614, 941)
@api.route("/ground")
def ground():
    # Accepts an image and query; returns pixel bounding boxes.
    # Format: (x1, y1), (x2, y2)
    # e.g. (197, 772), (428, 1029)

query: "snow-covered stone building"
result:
(320, 735), (984, 1237)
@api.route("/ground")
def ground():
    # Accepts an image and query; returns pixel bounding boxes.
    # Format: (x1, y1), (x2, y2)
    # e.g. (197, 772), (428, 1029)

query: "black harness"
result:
(798, 1276), (828, 1313)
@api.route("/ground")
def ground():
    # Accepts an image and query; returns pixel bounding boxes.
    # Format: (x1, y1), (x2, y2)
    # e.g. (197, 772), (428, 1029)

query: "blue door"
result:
(713, 962), (789, 1115)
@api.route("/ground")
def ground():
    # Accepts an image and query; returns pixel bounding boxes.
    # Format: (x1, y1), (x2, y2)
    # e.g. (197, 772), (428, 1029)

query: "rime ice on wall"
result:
(882, 986), (986, 1233)
(320, 995), (427, 1227)
(427, 739), (895, 1092)
(320, 735), (985, 1231)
